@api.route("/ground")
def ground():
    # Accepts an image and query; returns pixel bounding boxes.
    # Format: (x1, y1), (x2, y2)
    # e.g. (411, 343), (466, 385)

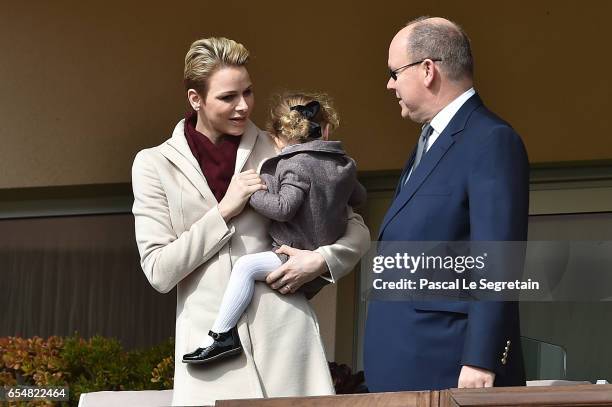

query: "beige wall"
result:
(2, 1), (611, 189)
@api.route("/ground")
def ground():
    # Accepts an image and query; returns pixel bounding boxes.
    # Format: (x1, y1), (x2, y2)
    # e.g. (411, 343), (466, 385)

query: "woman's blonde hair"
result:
(184, 37), (249, 95)
(267, 92), (340, 143)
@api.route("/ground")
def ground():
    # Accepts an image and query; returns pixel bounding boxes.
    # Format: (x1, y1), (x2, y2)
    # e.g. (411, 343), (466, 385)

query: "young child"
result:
(182, 91), (366, 365)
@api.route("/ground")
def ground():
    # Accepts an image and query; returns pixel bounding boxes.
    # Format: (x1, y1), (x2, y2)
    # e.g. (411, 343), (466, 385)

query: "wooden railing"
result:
(216, 384), (612, 407)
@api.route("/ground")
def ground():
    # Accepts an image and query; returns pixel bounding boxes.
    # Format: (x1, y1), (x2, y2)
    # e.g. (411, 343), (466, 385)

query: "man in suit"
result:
(364, 17), (529, 391)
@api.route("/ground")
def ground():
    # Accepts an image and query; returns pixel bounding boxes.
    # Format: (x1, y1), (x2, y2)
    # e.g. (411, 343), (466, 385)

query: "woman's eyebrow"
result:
(217, 90), (238, 97)
(217, 85), (252, 97)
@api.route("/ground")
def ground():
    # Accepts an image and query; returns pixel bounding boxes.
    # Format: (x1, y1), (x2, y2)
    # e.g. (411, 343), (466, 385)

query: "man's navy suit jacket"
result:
(364, 94), (529, 391)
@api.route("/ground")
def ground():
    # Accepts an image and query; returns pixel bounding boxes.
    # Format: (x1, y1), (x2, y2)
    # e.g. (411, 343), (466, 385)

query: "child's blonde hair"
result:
(266, 92), (340, 143)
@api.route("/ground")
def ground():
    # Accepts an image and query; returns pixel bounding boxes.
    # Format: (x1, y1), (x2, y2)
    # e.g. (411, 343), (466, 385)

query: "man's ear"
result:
(423, 59), (437, 88)
(187, 89), (203, 111)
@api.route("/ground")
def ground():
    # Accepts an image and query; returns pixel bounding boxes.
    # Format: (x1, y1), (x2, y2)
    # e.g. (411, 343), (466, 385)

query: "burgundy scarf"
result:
(184, 111), (241, 202)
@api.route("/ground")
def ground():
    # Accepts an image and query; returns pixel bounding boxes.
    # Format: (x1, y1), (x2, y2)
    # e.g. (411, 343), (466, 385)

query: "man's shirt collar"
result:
(429, 87), (476, 135)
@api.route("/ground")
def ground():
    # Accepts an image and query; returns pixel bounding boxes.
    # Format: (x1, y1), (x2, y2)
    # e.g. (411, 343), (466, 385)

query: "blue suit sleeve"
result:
(461, 125), (529, 373)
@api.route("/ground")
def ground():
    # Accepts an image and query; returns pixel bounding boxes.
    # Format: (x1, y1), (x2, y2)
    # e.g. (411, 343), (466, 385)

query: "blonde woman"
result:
(182, 92), (366, 365)
(131, 37), (370, 406)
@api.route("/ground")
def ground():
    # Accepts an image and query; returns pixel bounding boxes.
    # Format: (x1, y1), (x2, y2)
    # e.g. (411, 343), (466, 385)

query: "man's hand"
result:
(458, 365), (495, 388)
(266, 245), (328, 294)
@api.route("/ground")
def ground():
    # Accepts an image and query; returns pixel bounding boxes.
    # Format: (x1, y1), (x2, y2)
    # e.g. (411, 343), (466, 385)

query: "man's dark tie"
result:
(402, 123), (434, 187)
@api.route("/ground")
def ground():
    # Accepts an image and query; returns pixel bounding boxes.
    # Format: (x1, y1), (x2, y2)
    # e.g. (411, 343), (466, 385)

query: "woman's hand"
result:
(218, 169), (266, 222)
(266, 245), (328, 294)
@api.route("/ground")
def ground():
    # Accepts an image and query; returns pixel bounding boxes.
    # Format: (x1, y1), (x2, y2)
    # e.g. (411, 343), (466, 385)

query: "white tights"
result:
(202, 251), (281, 347)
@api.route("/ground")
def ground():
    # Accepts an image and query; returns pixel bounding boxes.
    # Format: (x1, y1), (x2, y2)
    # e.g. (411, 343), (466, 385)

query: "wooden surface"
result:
(442, 384), (612, 406)
(216, 391), (439, 407)
(216, 385), (612, 407)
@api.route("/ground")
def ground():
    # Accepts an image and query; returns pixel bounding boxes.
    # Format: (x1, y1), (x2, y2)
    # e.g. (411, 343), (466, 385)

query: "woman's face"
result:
(199, 65), (254, 138)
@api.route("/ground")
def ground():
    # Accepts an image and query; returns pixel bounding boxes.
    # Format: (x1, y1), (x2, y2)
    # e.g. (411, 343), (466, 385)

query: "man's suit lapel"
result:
(378, 94), (483, 240)
(378, 134), (454, 239)
(393, 148), (417, 199)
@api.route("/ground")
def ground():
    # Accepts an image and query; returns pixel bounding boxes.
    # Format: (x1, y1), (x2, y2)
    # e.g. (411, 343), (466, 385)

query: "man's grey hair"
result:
(405, 16), (473, 82)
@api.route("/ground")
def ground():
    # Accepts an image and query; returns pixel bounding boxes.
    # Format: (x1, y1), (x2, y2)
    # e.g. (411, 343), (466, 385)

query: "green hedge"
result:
(0, 335), (174, 406)
(1, 335), (365, 406)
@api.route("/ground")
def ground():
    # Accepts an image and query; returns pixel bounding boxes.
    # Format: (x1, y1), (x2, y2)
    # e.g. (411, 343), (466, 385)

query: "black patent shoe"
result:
(182, 327), (242, 364)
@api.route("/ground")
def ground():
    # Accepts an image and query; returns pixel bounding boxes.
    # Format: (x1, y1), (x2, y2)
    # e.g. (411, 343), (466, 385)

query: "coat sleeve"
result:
(348, 181), (368, 208)
(249, 160), (310, 222)
(315, 207), (371, 283)
(461, 125), (529, 373)
(131, 150), (234, 293)
(317, 157), (371, 283)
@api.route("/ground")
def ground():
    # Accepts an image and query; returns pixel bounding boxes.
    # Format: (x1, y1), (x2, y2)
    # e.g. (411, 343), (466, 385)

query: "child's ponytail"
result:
(267, 92), (340, 143)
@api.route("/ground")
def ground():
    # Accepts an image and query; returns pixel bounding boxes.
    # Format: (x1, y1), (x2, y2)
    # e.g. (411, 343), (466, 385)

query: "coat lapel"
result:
(235, 120), (259, 173)
(161, 120), (216, 202)
(378, 94), (483, 240)
(160, 119), (261, 203)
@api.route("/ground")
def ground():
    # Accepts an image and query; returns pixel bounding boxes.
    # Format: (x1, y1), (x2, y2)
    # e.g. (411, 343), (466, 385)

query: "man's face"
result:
(387, 30), (427, 123)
